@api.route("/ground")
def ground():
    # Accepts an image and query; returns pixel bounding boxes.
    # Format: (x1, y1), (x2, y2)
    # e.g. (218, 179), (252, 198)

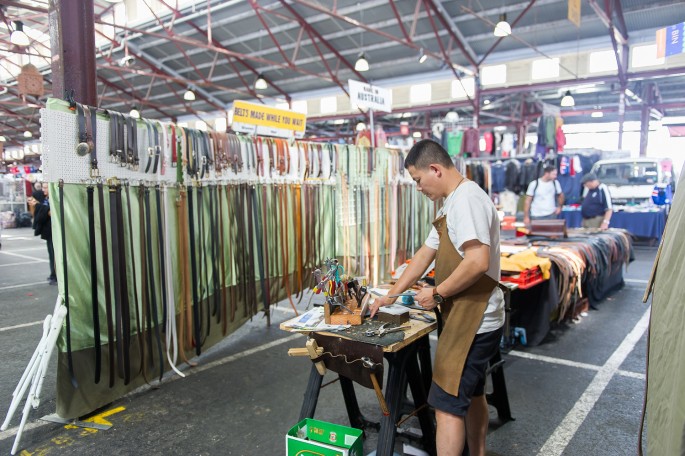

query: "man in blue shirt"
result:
(581, 172), (613, 229)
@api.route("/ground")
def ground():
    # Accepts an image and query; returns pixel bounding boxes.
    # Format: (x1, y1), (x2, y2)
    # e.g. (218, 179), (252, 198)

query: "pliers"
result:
(365, 323), (411, 337)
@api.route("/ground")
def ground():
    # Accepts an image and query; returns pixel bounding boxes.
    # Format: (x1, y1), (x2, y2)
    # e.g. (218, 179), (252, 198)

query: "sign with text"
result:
(657, 22), (685, 58)
(567, 0), (581, 27)
(348, 79), (392, 113)
(231, 100), (306, 139)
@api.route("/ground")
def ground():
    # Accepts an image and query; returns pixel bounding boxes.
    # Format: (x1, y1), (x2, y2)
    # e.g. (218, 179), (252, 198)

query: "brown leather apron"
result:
(432, 215), (498, 397)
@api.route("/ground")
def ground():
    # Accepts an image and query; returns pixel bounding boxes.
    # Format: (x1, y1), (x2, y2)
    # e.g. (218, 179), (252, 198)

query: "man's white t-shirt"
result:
(526, 179), (562, 217)
(424, 181), (505, 334)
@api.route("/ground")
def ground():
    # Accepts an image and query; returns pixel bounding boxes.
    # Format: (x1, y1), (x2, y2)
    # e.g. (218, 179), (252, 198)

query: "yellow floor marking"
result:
(64, 406), (126, 432)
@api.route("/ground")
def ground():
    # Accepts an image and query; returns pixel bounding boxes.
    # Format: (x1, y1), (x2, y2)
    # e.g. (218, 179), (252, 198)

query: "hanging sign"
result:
(231, 100), (307, 139)
(348, 79), (392, 113)
(656, 22), (685, 58)
(567, 0), (581, 28)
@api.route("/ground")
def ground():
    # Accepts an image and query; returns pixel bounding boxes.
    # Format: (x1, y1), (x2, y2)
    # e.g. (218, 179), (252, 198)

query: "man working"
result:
(523, 164), (564, 226)
(370, 139), (504, 456)
(580, 172), (613, 229)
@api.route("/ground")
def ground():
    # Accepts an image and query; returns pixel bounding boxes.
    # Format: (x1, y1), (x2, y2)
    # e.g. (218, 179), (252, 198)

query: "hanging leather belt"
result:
(217, 184), (228, 334)
(143, 186), (164, 381)
(58, 180), (78, 389)
(187, 184), (202, 355)
(155, 185), (168, 340)
(123, 182), (145, 379)
(260, 184), (272, 315)
(243, 183), (257, 316)
(197, 184), (210, 342)
(208, 184), (221, 322)
(225, 184), (237, 323)
(126, 115), (139, 170)
(86, 185), (101, 384)
(96, 183), (116, 387)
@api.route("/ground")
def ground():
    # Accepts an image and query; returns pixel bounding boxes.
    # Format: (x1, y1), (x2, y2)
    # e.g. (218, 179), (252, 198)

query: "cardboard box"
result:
(286, 418), (363, 456)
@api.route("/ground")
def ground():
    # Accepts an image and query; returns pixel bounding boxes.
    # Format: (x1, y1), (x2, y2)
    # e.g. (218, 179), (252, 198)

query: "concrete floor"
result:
(0, 227), (654, 455)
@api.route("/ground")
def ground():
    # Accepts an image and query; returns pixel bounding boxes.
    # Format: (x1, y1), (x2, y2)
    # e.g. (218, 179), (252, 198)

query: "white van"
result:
(590, 158), (675, 205)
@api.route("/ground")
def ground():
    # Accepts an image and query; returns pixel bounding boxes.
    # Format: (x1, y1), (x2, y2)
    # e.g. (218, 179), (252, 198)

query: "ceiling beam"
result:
(425, 0), (478, 69)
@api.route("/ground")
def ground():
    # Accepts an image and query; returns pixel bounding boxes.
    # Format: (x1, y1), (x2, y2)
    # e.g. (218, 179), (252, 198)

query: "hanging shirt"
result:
(447, 131), (464, 157)
(462, 128), (480, 155)
(556, 126), (567, 152)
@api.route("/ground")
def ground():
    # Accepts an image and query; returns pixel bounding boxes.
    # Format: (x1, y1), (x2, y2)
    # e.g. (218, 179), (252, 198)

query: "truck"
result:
(590, 158), (676, 205)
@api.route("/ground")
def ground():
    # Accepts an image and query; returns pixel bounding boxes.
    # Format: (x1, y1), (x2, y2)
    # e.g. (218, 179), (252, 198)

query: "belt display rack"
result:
(38, 99), (435, 419)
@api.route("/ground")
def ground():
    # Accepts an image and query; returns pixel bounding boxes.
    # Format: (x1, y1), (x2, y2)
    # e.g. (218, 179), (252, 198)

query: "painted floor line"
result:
(0, 251), (48, 263)
(0, 333), (304, 442)
(508, 350), (644, 380)
(0, 282), (46, 291)
(536, 307), (650, 456)
(0, 320), (43, 333)
(625, 278), (649, 284)
(0, 261), (42, 268)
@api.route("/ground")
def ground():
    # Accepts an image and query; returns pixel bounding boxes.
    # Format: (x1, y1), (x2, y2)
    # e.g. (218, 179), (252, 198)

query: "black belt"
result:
(97, 183), (115, 387)
(58, 180), (78, 388)
(208, 184), (221, 323)
(143, 186), (164, 381)
(124, 182), (145, 379)
(86, 185), (101, 384)
(197, 184), (209, 343)
(187, 184), (202, 355)
(155, 186), (168, 335)
(127, 115), (139, 170)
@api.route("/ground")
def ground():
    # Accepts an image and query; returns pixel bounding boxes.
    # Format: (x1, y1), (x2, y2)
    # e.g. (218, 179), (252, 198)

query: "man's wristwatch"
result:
(433, 287), (445, 305)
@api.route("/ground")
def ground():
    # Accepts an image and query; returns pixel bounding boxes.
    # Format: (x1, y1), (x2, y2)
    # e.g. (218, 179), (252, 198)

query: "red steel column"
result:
(49, 0), (97, 105)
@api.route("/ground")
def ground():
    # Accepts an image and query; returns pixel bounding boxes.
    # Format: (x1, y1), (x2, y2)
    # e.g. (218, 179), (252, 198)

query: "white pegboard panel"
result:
(41, 107), (180, 185)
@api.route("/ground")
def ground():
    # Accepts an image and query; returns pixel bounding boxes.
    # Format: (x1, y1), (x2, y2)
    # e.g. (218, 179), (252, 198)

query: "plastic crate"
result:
(501, 266), (545, 289)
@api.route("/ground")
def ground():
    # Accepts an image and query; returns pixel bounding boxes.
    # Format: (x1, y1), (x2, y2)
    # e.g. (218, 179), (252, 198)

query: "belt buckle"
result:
(147, 146), (155, 157)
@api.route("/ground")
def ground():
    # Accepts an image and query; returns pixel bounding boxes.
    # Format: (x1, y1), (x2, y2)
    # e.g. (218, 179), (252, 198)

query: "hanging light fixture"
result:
(354, 53), (369, 72)
(493, 14), (511, 37)
(255, 74), (268, 90)
(418, 49), (428, 64)
(10, 21), (30, 47)
(560, 90), (575, 107)
(183, 87), (196, 101)
(130, 107), (141, 119)
(0, 135), (6, 142)
(355, 121), (367, 132)
(23, 130), (33, 138)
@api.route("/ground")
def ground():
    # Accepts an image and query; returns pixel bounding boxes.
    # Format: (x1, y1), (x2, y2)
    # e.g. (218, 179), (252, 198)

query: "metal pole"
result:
(639, 84), (653, 157)
(370, 109), (375, 149)
(49, 0), (97, 105)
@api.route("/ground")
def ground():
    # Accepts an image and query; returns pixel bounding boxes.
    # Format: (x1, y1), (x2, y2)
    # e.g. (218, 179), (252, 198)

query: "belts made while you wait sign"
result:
(232, 100), (307, 139)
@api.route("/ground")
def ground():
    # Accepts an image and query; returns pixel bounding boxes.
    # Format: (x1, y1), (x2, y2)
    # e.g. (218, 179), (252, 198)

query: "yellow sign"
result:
(232, 100), (306, 138)
(568, 0), (581, 27)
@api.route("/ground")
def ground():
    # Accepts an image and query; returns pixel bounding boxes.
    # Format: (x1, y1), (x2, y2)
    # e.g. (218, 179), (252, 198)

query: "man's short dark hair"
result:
(405, 139), (454, 170)
(543, 164), (557, 174)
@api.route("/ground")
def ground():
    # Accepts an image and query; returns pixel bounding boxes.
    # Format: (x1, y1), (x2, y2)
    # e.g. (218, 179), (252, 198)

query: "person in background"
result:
(523, 164), (564, 225)
(28, 182), (56, 285)
(580, 172), (613, 229)
(370, 139), (504, 456)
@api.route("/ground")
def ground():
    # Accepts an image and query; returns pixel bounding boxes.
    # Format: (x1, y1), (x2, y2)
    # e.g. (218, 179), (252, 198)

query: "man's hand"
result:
(554, 206), (561, 215)
(369, 295), (395, 318)
(523, 215), (530, 226)
(416, 286), (438, 311)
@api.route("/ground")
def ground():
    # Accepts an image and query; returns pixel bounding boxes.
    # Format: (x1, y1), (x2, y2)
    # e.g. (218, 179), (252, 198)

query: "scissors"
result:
(365, 323), (411, 337)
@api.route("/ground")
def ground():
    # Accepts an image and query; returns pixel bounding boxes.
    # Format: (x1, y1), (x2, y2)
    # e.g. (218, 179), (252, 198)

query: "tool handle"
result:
(369, 373), (390, 416)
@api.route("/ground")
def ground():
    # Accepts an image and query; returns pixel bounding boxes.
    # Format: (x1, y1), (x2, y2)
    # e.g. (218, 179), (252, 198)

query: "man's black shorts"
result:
(428, 326), (503, 417)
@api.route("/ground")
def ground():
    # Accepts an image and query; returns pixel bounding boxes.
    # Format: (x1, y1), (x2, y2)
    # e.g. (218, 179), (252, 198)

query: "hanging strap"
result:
(97, 183), (115, 387)
(86, 185), (101, 384)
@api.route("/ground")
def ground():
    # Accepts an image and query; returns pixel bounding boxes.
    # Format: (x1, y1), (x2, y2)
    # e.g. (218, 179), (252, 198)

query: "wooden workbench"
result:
(281, 308), (437, 456)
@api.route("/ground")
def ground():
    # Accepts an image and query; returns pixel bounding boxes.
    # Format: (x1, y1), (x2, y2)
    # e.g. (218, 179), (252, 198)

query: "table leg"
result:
(339, 375), (380, 431)
(417, 335), (433, 392)
(406, 351), (436, 455)
(299, 364), (323, 420)
(376, 349), (410, 456)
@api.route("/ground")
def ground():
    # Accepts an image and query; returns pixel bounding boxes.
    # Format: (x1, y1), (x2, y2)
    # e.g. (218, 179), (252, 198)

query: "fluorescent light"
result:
(255, 74), (268, 90)
(10, 21), (30, 47)
(591, 111), (604, 118)
(183, 88), (196, 101)
(494, 14), (511, 37)
(560, 90), (575, 107)
(130, 107), (140, 119)
(23, 130), (33, 138)
(354, 53), (369, 72)
(418, 49), (427, 64)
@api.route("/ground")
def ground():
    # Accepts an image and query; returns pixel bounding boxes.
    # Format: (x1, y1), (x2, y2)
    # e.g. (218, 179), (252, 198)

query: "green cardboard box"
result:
(286, 418), (363, 456)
